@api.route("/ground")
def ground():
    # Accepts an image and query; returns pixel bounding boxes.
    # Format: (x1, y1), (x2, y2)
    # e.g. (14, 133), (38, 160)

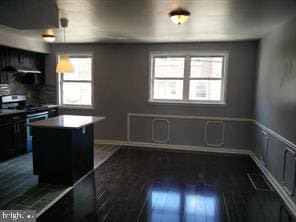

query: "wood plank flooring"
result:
(38, 147), (295, 222)
(0, 153), (38, 208)
(94, 144), (120, 168)
(0, 144), (119, 212)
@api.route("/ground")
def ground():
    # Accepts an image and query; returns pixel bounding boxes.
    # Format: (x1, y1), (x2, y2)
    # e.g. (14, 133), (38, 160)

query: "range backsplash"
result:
(0, 78), (56, 105)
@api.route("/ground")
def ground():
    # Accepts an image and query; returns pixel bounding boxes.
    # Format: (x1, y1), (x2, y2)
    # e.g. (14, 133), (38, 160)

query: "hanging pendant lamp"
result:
(56, 18), (74, 73)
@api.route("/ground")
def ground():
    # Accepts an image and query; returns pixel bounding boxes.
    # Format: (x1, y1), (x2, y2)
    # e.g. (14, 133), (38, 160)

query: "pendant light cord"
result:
(64, 27), (66, 42)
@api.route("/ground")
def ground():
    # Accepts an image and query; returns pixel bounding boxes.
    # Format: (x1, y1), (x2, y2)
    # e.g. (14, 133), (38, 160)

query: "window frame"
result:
(57, 52), (95, 110)
(148, 51), (229, 106)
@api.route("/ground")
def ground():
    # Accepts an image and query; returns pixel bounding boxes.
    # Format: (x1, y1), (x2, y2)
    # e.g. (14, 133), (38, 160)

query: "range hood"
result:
(2, 65), (41, 74)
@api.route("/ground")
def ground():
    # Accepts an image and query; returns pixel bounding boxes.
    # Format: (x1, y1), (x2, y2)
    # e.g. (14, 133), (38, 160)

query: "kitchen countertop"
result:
(0, 109), (26, 116)
(27, 115), (105, 129)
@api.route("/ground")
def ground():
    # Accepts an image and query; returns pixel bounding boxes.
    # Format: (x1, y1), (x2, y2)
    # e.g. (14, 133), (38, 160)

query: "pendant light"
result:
(56, 18), (74, 74)
(169, 9), (191, 25)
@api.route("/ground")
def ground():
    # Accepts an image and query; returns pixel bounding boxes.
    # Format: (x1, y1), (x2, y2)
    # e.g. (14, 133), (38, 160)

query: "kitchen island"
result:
(28, 115), (105, 185)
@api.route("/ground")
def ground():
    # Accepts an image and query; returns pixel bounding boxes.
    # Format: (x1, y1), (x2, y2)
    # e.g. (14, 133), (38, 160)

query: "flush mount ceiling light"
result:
(56, 18), (74, 74)
(169, 8), (191, 25)
(42, 29), (56, 42)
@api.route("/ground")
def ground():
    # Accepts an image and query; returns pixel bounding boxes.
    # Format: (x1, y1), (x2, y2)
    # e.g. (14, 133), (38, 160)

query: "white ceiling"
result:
(1, 0), (296, 43)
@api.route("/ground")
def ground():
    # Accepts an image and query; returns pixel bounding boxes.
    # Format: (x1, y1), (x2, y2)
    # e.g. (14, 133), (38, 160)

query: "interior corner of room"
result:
(0, 1), (296, 221)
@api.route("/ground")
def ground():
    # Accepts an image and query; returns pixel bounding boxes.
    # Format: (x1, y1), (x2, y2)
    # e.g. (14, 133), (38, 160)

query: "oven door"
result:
(26, 111), (48, 152)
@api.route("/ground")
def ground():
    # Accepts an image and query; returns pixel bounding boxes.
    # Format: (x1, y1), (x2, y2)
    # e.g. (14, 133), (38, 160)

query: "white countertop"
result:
(0, 109), (26, 116)
(27, 115), (105, 129)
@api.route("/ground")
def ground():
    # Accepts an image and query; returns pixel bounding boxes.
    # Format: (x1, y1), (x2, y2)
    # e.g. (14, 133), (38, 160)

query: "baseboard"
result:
(94, 139), (129, 146)
(95, 139), (296, 217)
(249, 152), (296, 218)
(94, 139), (251, 155)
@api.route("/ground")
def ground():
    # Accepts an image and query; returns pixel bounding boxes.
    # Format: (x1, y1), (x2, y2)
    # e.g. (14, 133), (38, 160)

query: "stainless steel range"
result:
(26, 110), (48, 152)
(0, 94), (58, 152)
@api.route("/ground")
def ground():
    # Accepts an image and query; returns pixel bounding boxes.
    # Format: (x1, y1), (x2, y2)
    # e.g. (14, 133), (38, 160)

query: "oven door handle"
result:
(27, 111), (49, 118)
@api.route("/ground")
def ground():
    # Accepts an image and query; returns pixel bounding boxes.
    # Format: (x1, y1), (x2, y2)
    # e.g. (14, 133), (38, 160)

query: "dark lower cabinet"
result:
(0, 115), (27, 160)
(32, 125), (94, 185)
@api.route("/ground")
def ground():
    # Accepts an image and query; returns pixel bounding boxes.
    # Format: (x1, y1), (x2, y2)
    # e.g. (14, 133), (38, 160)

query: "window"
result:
(149, 52), (228, 105)
(58, 54), (93, 108)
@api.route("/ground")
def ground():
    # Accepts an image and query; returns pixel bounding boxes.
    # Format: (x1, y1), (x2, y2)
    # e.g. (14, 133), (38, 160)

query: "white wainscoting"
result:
(127, 113), (251, 149)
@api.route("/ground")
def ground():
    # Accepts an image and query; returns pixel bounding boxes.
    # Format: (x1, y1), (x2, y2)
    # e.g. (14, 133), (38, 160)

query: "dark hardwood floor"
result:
(38, 147), (295, 222)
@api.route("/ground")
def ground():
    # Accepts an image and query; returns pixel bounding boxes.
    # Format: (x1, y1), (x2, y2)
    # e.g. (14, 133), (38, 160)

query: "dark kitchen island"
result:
(28, 115), (105, 186)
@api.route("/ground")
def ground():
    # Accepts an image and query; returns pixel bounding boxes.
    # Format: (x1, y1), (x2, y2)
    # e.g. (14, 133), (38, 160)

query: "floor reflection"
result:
(149, 187), (180, 222)
(143, 184), (226, 222)
(73, 173), (97, 221)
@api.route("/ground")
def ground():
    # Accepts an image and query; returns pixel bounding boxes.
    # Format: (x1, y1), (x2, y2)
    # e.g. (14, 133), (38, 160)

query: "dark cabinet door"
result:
(0, 120), (26, 160)
(7, 48), (20, 67)
(0, 46), (4, 72)
(0, 47), (5, 83)
(0, 124), (5, 158)
(27, 52), (37, 68)
(0, 47), (9, 84)
(14, 120), (27, 154)
(0, 123), (15, 159)
(20, 51), (34, 68)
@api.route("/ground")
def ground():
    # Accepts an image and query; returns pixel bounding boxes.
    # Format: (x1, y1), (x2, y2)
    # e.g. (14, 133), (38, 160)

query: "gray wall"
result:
(255, 17), (296, 145)
(46, 42), (257, 149)
(254, 17), (296, 208)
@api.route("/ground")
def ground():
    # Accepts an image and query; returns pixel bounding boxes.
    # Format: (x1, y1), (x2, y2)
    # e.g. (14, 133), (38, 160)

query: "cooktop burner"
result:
(25, 105), (48, 114)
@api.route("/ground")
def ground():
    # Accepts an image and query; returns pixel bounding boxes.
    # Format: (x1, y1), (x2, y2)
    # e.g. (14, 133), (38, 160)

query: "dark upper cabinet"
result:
(0, 46), (45, 84)
(0, 46), (9, 83)
(7, 48), (33, 68)
(0, 47), (5, 70)
(20, 51), (37, 68)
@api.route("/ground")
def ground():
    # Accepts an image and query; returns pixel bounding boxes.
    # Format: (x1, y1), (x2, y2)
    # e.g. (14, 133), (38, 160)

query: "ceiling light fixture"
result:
(169, 9), (191, 25)
(56, 18), (74, 74)
(42, 29), (56, 42)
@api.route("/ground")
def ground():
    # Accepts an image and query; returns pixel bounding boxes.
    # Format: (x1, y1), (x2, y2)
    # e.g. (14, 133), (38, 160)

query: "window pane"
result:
(63, 57), (92, 81)
(190, 57), (223, 78)
(189, 80), (222, 101)
(154, 57), (185, 78)
(62, 82), (92, 105)
(153, 80), (183, 100)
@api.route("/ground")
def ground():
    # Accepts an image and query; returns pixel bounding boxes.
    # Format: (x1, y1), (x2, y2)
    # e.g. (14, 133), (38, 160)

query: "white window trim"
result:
(56, 52), (95, 110)
(148, 51), (229, 106)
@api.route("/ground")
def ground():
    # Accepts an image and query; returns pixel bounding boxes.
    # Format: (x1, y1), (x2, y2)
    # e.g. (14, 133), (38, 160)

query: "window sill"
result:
(58, 105), (95, 111)
(148, 100), (226, 107)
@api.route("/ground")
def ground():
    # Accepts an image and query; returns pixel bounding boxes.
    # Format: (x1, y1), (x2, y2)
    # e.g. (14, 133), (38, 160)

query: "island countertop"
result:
(27, 115), (105, 129)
